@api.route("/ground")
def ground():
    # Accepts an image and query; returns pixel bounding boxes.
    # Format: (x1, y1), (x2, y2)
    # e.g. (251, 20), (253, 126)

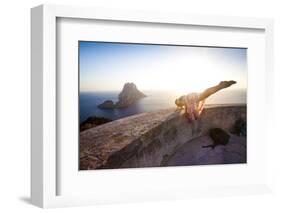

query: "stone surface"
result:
(80, 116), (112, 132)
(80, 108), (173, 169)
(166, 133), (246, 166)
(80, 104), (246, 170)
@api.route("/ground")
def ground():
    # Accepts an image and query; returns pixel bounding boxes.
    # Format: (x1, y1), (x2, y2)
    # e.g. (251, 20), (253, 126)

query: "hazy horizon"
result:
(79, 41), (247, 95)
(79, 87), (246, 94)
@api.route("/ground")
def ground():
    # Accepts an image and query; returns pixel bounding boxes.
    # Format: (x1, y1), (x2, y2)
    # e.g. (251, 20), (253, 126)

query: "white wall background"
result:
(0, 0), (280, 212)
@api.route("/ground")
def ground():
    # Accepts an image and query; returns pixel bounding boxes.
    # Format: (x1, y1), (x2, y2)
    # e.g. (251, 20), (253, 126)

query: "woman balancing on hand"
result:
(175, 81), (237, 121)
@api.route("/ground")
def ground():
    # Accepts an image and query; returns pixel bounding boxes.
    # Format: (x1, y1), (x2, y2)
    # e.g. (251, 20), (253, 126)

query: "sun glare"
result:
(80, 43), (246, 94)
(132, 51), (240, 96)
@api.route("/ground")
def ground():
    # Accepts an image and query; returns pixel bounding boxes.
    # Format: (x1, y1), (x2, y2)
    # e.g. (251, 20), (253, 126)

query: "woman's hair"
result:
(175, 98), (181, 107)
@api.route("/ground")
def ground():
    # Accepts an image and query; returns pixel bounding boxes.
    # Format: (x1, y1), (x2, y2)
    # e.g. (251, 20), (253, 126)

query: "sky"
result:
(79, 41), (247, 94)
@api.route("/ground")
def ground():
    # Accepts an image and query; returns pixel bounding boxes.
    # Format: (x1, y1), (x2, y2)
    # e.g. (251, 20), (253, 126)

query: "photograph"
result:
(79, 41), (247, 170)
(26, 2), (277, 210)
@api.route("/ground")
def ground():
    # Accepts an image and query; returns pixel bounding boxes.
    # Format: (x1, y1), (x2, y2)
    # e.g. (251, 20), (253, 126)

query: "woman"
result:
(175, 80), (236, 121)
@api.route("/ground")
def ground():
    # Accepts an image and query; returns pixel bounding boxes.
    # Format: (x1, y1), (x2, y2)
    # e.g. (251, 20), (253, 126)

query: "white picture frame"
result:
(31, 4), (274, 208)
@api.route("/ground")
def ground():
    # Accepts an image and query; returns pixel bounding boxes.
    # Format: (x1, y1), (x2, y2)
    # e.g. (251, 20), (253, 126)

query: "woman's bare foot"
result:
(219, 80), (236, 88)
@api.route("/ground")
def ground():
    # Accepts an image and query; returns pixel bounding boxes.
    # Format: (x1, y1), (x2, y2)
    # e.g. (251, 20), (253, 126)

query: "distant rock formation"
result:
(116, 83), (146, 108)
(98, 83), (146, 109)
(98, 100), (115, 109)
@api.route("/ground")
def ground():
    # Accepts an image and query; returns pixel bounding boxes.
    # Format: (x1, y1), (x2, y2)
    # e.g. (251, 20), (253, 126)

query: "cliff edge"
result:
(80, 105), (246, 170)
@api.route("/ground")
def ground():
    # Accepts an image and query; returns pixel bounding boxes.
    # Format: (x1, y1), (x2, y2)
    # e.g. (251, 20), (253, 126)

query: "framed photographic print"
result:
(31, 4), (274, 208)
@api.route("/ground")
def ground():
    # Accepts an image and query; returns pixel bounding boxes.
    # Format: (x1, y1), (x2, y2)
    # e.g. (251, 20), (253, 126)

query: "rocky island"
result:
(98, 82), (146, 109)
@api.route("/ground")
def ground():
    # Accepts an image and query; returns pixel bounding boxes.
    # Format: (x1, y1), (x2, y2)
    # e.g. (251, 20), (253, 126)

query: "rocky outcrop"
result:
(80, 104), (246, 170)
(98, 83), (146, 109)
(80, 116), (112, 132)
(97, 100), (115, 109)
(115, 83), (146, 108)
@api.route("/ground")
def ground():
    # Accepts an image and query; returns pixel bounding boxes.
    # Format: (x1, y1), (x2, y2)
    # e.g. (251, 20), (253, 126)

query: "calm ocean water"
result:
(79, 90), (246, 124)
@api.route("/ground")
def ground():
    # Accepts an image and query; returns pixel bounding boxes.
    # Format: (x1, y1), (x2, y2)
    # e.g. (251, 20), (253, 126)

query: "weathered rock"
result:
(80, 105), (246, 170)
(97, 100), (115, 109)
(80, 116), (112, 132)
(166, 133), (246, 166)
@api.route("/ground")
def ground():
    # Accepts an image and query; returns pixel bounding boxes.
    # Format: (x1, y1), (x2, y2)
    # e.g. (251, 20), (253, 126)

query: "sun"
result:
(135, 52), (226, 95)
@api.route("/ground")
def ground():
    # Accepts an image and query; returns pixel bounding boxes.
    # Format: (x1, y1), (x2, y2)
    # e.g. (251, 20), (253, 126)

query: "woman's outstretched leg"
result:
(199, 80), (236, 101)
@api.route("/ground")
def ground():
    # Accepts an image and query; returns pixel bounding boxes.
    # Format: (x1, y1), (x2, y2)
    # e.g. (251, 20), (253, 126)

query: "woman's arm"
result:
(198, 80), (236, 101)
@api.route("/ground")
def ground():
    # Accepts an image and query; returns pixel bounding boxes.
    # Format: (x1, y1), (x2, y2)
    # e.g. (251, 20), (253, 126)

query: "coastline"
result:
(80, 103), (246, 126)
(79, 89), (247, 123)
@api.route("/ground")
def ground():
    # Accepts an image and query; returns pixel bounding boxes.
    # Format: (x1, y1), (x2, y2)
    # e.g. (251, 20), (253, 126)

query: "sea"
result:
(79, 89), (246, 124)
